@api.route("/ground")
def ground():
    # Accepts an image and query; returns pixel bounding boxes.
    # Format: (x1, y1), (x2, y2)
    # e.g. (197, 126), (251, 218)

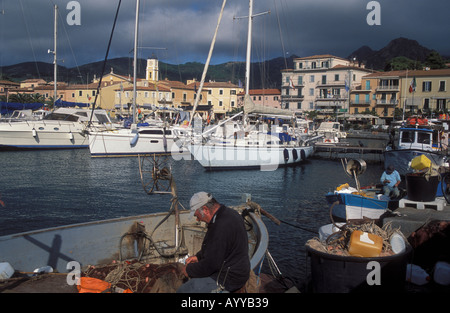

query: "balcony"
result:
(282, 94), (304, 101)
(350, 100), (371, 106)
(376, 99), (399, 106)
(376, 85), (400, 92)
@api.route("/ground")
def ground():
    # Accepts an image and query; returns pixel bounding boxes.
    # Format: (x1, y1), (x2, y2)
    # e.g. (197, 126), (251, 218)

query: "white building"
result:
(281, 55), (373, 114)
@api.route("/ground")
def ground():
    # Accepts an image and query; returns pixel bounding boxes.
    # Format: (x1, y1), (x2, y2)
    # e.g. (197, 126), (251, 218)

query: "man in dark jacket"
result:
(177, 192), (250, 293)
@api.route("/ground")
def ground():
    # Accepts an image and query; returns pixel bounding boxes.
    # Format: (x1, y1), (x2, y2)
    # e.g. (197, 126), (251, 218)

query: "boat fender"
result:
(283, 148), (289, 162)
(130, 133), (139, 146)
(292, 149), (298, 160)
(69, 132), (74, 141)
(32, 128), (37, 137)
(300, 149), (306, 160)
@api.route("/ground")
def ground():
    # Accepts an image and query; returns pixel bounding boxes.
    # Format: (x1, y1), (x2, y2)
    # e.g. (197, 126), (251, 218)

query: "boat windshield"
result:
(43, 113), (79, 122)
(417, 132), (431, 144)
(400, 131), (415, 143)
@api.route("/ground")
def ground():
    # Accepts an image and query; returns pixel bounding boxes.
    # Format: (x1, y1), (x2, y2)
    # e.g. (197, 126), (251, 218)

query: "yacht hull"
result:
(187, 143), (314, 170)
(0, 121), (88, 150)
(89, 128), (184, 157)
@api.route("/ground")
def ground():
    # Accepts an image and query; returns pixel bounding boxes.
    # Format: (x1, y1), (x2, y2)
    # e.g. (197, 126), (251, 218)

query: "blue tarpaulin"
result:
(55, 99), (90, 108)
(0, 102), (43, 115)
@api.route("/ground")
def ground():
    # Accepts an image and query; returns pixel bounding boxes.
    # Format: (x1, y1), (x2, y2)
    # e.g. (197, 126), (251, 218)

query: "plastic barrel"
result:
(305, 244), (412, 293)
(406, 174), (439, 202)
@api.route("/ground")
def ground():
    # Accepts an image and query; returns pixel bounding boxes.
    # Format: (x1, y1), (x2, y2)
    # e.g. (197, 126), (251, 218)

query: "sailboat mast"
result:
(53, 5), (58, 107)
(245, 0), (253, 96)
(132, 0), (140, 124)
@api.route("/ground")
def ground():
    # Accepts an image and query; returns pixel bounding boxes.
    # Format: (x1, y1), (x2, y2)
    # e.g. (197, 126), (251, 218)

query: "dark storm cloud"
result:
(1, 0), (449, 68)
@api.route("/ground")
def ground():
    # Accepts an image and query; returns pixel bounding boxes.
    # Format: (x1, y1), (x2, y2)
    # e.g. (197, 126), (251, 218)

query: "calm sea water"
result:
(0, 149), (385, 288)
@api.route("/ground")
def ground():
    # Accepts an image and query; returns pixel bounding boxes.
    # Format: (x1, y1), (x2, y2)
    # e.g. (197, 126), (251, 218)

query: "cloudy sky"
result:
(0, 0), (449, 68)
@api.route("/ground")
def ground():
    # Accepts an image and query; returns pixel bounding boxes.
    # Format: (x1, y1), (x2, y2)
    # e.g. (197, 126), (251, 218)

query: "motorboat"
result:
(0, 107), (113, 150)
(384, 116), (448, 175)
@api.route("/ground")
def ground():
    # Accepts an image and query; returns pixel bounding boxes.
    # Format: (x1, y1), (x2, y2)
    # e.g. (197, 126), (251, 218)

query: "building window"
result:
(298, 62), (303, 69)
(219, 89), (223, 95)
(297, 76), (303, 85)
(79, 91), (83, 96)
(312, 62), (316, 69)
(231, 101), (235, 107)
(423, 98), (430, 111)
(334, 74), (339, 81)
(309, 88), (314, 96)
(297, 102), (301, 109)
(219, 101), (223, 107)
(439, 81), (446, 92)
(310, 75), (315, 83)
(422, 81), (432, 92)
(309, 102), (314, 110)
(321, 75), (326, 84)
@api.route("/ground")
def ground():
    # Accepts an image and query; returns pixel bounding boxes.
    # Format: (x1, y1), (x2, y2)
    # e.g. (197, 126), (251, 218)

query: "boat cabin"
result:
(398, 117), (448, 152)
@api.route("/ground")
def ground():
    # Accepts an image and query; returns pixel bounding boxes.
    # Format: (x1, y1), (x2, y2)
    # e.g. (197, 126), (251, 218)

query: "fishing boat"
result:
(326, 159), (389, 221)
(384, 116), (448, 175)
(0, 154), (269, 293)
(326, 189), (389, 221)
(182, 0), (313, 170)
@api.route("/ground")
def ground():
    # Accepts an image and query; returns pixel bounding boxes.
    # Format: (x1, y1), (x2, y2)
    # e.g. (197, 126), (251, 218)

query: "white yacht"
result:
(181, 0), (313, 170)
(0, 108), (113, 150)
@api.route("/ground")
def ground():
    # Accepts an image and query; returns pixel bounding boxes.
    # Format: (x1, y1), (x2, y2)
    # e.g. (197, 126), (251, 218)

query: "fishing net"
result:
(82, 260), (186, 293)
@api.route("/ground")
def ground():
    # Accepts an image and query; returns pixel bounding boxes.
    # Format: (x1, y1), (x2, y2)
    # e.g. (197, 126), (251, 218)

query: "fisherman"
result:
(380, 165), (401, 198)
(177, 192), (250, 293)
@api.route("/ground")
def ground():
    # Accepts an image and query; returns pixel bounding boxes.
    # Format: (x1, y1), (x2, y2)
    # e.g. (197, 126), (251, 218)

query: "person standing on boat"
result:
(381, 165), (401, 198)
(177, 192), (250, 293)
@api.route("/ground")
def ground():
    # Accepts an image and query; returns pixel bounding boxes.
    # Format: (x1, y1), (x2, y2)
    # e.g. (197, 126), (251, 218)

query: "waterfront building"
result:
(354, 68), (450, 122)
(201, 80), (242, 120)
(281, 55), (373, 114)
(237, 88), (281, 109)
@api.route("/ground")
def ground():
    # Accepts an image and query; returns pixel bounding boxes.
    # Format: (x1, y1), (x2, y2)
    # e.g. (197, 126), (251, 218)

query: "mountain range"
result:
(1, 37), (447, 89)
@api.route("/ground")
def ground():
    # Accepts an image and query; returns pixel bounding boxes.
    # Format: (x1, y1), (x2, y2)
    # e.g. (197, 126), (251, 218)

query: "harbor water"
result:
(0, 149), (385, 288)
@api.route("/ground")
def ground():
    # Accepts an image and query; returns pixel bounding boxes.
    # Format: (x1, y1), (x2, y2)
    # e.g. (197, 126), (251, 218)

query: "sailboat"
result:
(0, 5), (112, 151)
(182, 0), (313, 170)
(87, 2), (182, 158)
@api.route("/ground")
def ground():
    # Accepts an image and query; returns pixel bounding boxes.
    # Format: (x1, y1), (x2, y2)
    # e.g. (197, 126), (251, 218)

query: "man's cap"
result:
(189, 192), (212, 218)
(386, 165), (394, 174)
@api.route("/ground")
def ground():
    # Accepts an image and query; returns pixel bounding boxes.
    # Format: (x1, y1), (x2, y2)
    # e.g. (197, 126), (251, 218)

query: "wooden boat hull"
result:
(0, 209), (267, 275)
(326, 192), (388, 221)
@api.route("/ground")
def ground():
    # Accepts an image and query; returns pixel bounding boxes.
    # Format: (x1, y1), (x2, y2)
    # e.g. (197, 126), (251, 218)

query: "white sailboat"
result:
(88, 0), (182, 157)
(0, 5), (113, 151)
(183, 0), (313, 170)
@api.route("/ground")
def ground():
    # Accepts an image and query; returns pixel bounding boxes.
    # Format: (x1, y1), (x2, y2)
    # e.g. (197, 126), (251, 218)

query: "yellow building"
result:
(201, 81), (242, 119)
(352, 69), (450, 121)
(400, 69), (450, 114)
